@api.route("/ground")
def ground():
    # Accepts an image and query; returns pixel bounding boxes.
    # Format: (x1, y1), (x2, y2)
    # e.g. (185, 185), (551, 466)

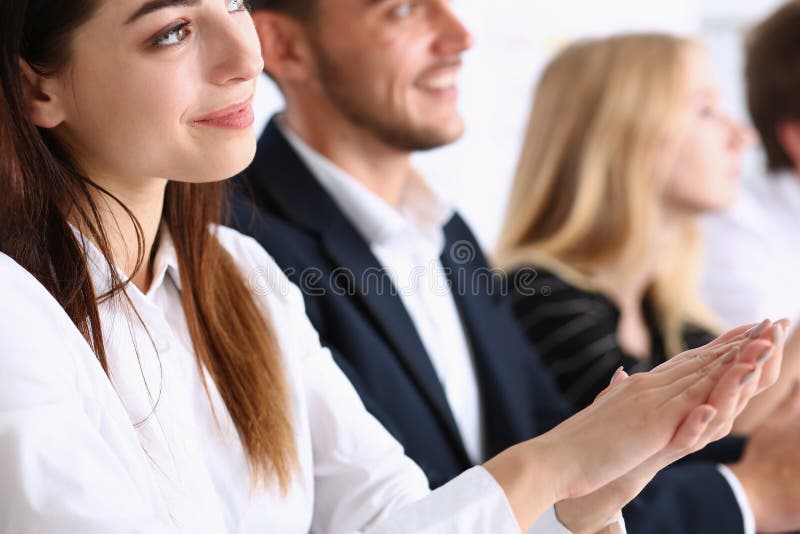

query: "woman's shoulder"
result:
(506, 264), (603, 305)
(212, 224), (281, 270)
(0, 253), (75, 329)
(210, 224), (308, 323)
(504, 263), (619, 338)
(211, 225), (293, 292)
(0, 253), (84, 403)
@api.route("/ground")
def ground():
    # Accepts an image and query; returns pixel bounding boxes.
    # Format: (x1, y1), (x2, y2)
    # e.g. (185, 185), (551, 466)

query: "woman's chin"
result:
(179, 143), (257, 183)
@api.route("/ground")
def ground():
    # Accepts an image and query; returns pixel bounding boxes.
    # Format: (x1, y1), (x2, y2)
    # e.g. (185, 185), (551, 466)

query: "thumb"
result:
(595, 366), (629, 402)
(609, 366), (630, 388)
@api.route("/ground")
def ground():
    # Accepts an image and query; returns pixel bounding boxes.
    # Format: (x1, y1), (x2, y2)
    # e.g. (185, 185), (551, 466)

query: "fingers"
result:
(651, 335), (760, 388)
(663, 404), (719, 462)
(752, 323), (785, 397)
(609, 366), (628, 387)
(656, 321), (782, 387)
(705, 355), (767, 441)
(650, 340), (739, 379)
(594, 367), (630, 403)
(776, 317), (792, 333)
(666, 319), (774, 373)
(650, 321), (773, 378)
(702, 322), (762, 348)
(744, 319), (773, 340)
(660, 339), (772, 412)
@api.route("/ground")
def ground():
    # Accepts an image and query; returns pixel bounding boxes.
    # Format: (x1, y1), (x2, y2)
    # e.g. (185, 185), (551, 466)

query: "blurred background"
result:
(253, 0), (786, 247)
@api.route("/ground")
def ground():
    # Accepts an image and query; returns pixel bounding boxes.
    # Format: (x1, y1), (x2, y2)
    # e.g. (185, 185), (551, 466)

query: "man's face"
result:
(305, 0), (473, 151)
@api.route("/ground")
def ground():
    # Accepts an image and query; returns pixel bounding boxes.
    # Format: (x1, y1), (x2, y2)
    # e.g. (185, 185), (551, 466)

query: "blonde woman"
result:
(497, 34), (797, 433)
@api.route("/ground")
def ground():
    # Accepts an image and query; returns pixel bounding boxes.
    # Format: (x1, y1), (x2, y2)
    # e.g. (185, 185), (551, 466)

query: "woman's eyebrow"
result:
(125, 0), (200, 25)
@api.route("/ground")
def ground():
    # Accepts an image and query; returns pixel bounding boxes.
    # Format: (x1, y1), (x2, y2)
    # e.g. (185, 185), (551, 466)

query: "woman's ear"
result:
(18, 59), (66, 129)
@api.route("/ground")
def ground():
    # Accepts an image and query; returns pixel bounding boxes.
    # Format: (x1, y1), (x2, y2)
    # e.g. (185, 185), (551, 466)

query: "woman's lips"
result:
(193, 97), (254, 130)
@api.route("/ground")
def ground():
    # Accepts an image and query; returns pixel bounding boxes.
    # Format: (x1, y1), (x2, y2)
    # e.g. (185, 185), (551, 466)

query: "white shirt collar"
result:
(277, 117), (454, 253)
(71, 221), (182, 298)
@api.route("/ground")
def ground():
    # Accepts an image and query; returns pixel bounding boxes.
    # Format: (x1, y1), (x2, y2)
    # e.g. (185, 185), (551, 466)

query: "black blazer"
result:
(228, 116), (747, 533)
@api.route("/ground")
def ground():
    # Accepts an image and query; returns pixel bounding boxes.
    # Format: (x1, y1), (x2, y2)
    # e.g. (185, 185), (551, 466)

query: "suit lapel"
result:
(244, 117), (470, 463)
(321, 227), (469, 461)
(441, 216), (533, 455)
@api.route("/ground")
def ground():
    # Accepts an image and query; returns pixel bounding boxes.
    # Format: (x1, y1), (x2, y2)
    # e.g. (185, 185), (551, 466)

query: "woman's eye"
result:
(227, 0), (249, 12)
(153, 22), (190, 47)
(392, 2), (416, 18)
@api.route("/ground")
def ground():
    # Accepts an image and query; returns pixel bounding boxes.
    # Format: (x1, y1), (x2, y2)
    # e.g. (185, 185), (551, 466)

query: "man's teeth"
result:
(419, 73), (458, 90)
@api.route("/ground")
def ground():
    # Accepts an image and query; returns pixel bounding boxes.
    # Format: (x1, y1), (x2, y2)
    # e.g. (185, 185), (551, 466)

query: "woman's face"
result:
(43, 0), (264, 186)
(661, 48), (752, 216)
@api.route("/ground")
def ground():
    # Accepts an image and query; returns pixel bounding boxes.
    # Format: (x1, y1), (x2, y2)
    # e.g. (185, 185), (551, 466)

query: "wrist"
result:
(484, 438), (564, 530)
(531, 427), (580, 502)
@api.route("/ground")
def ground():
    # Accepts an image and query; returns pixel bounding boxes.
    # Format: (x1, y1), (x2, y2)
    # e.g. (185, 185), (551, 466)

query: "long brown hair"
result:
(495, 34), (719, 357)
(1, 0), (296, 491)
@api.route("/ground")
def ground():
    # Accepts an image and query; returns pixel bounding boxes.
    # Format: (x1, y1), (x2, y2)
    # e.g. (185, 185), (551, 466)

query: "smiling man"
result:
(230, 1), (800, 533)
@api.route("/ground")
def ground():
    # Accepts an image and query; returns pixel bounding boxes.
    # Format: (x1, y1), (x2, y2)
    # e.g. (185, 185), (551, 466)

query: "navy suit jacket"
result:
(228, 116), (747, 533)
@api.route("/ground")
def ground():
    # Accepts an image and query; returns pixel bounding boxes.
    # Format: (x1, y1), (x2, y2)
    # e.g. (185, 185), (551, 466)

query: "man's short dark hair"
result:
(249, 0), (316, 20)
(746, 0), (800, 172)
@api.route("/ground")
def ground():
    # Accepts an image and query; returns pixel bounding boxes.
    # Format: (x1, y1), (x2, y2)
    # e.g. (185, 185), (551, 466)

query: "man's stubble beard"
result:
(310, 40), (464, 153)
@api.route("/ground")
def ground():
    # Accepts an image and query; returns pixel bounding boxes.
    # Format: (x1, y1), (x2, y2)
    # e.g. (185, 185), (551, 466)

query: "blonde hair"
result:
(495, 33), (719, 357)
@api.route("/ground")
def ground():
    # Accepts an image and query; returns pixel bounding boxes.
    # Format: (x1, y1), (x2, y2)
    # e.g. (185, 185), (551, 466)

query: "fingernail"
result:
(609, 366), (624, 386)
(702, 409), (718, 424)
(721, 347), (740, 365)
(740, 369), (757, 386)
(746, 319), (770, 339)
(757, 347), (773, 364)
(773, 325), (784, 346)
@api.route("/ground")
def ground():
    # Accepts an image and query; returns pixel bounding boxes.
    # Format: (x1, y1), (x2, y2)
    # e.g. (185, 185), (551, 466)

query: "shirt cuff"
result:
(529, 506), (572, 534)
(717, 464), (756, 534)
(529, 507), (626, 534)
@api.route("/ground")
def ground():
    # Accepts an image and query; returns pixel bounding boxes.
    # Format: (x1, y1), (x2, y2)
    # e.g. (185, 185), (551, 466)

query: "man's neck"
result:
(282, 109), (415, 209)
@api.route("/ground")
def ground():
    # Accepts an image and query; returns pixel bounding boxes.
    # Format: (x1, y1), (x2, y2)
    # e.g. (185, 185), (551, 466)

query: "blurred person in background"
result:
(701, 0), (800, 411)
(497, 33), (800, 532)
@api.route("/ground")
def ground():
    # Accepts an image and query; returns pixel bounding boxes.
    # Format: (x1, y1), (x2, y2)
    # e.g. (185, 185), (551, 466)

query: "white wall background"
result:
(253, 0), (788, 248)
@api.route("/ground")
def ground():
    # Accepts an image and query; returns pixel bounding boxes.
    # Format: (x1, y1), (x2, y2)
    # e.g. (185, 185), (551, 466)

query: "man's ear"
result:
(251, 11), (316, 84)
(18, 59), (66, 129)
(776, 120), (800, 167)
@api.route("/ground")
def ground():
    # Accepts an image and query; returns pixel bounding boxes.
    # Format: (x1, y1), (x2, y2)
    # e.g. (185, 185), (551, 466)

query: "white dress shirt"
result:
(280, 121), (486, 464)
(701, 171), (800, 330)
(0, 224), (582, 533)
(279, 122), (627, 533)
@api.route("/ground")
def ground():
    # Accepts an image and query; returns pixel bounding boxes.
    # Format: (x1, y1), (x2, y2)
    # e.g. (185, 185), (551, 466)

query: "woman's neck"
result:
(79, 174), (168, 293)
(593, 222), (682, 359)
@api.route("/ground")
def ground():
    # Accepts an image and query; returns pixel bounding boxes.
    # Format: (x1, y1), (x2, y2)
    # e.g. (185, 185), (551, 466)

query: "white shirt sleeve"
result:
(284, 279), (521, 533)
(0, 256), (177, 534)
(272, 242), (568, 533)
(717, 465), (756, 534)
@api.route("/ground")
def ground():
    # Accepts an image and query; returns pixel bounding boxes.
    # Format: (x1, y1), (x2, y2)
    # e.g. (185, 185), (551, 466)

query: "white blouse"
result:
(0, 225), (574, 533)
